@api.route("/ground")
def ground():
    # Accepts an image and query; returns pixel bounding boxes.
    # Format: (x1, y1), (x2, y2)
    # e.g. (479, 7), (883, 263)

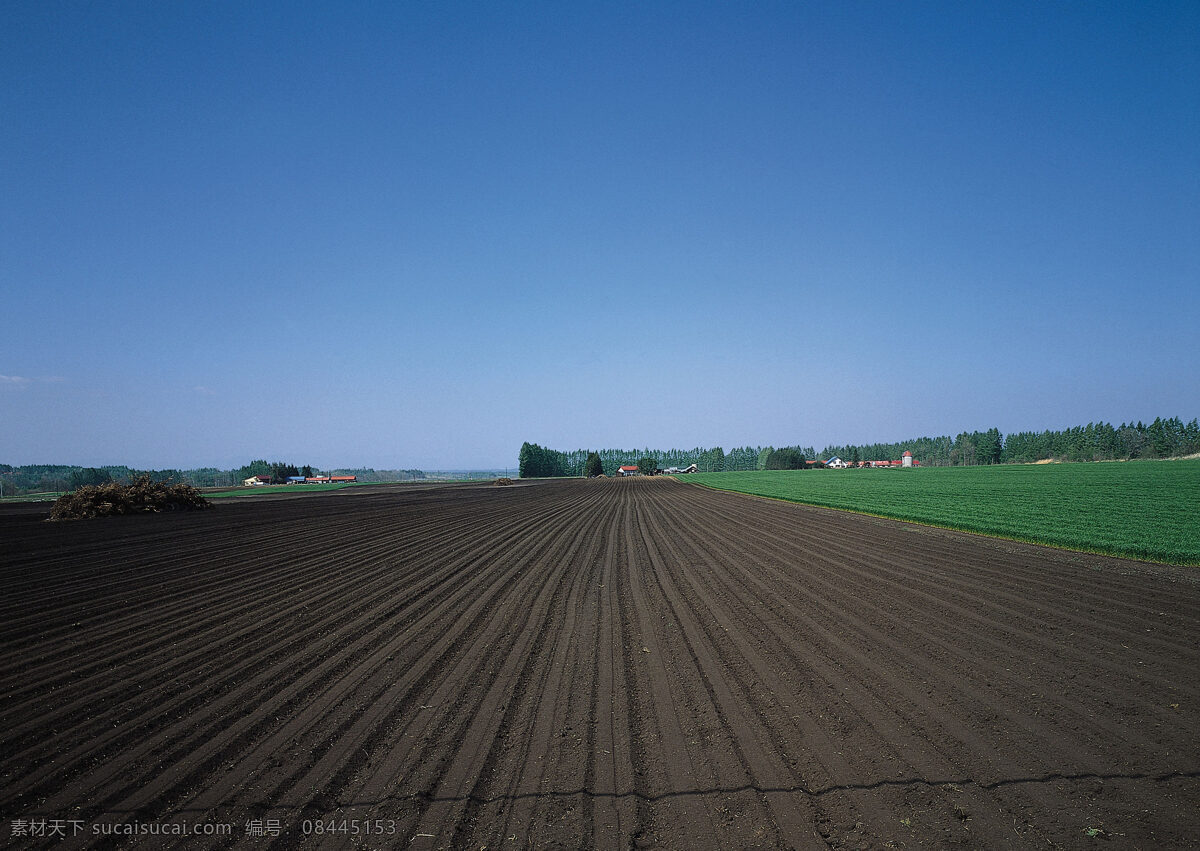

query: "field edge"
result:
(678, 477), (1200, 568)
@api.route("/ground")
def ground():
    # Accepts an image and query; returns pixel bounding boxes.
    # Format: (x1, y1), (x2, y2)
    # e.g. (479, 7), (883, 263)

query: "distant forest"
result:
(519, 443), (788, 478)
(821, 417), (1200, 467)
(521, 417), (1200, 478)
(0, 461), (426, 497)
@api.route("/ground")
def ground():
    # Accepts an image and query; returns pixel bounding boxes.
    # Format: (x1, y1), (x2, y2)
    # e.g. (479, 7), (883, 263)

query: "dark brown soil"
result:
(1, 477), (1197, 849)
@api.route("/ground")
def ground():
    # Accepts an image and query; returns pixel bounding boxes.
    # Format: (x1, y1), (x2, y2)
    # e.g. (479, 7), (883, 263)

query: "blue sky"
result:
(3, 1), (1198, 469)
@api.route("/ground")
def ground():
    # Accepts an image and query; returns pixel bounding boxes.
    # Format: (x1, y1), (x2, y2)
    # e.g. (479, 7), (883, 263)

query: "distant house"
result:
(330, 475), (357, 483)
(617, 465), (640, 477)
(286, 476), (306, 483)
(243, 475), (271, 486)
(680, 464), (698, 474)
(826, 456), (848, 468)
(864, 452), (919, 468)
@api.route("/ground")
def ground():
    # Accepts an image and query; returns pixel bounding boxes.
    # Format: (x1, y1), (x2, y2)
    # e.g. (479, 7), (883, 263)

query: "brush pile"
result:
(50, 476), (211, 520)
(494, 477), (514, 486)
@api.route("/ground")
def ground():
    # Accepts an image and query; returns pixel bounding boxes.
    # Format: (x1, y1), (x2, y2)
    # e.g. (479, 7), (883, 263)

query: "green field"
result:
(203, 482), (366, 499)
(202, 479), (486, 499)
(0, 491), (64, 503)
(688, 460), (1200, 565)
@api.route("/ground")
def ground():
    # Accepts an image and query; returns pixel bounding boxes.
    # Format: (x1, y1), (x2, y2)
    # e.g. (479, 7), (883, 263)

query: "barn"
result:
(617, 465), (640, 477)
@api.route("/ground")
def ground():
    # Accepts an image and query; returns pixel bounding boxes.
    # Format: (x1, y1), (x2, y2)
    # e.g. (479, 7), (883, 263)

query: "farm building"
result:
(243, 475), (271, 486)
(662, 464), (698, 474)
(617, 465), (640, 477)
(827, 456), (848, 468)
(861, 452), (920, 468)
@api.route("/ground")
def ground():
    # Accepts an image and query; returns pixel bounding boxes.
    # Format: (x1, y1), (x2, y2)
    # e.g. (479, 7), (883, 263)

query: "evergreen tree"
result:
(518, 442), (569, 477)
(518, 442), (535, 478)
(68, 468), (112, 490)
(765, 448), (806, 470)
(978, 428), (1002, 464)
(271, 462), (300, 482)
(584, 452), (603, 477)
(235, 460), (272, 481)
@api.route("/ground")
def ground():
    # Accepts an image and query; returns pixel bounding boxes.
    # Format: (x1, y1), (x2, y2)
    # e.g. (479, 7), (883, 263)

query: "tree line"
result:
(519, 443), (773, 478)
(1001, 418), (1199, 463)
(520, 416), (1198, 478)
(0, 460), (428, 497)
(0, 464), (210, 496)
(518, 443), (819, 477)
(820, 417), (1200, 466)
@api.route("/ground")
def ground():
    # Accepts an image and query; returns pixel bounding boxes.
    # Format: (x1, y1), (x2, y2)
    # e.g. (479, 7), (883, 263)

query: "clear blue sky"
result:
(3, 1), (1198, 469)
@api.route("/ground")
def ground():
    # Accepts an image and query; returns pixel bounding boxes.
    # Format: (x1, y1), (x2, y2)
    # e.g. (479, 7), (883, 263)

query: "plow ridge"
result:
(1, 478), (1197, 849)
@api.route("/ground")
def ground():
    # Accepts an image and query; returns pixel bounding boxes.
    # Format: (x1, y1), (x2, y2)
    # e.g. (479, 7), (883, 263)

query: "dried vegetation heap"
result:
(49, 476), (211, 521)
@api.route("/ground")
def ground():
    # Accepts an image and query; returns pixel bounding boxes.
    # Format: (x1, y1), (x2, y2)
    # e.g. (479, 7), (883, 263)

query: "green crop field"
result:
(0, 491), (64, 503)
(687, 460), (1200, 565)
(203, 482), (366, 499)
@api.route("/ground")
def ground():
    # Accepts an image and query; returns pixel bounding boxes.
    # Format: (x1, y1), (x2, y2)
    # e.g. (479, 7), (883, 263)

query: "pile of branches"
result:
(494, 477), (514, 486)
(50, 475), (211, 520)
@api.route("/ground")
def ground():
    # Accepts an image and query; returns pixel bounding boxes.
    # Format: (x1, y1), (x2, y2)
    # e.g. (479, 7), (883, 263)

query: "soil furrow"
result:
(2, 477), (1196, 850)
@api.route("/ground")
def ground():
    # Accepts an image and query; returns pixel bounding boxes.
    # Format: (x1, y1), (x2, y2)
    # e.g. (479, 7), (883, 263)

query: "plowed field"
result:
(2, 477), (1197, 849)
